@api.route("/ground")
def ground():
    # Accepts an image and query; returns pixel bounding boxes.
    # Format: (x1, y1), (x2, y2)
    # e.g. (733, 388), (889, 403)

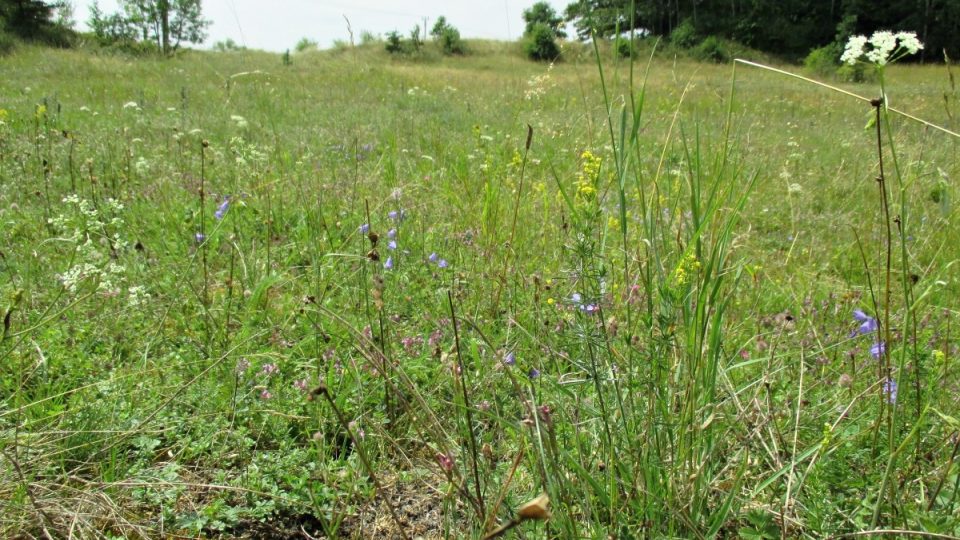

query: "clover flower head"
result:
(436, 452), (454, 472)
(260, 363), (279, 376)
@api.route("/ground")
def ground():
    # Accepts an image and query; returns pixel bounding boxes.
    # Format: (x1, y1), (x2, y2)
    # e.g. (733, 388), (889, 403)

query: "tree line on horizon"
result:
(3, 0), (960, 62)
(564, 0), (960, 61)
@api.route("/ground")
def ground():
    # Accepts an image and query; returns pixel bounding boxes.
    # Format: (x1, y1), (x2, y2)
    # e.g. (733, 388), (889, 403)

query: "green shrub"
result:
(295, 37), (318, 52)
(694, 36), (729, 63)
(431, 17), (465, 55)
(614, 37), (633, 58)
(439, 27), (465, 55)
(385, 31), (403, 54)
(524, 23), (560, 62)
(804, 43), (840, 78)
(671, 19), (699, 49)
(212, 38), (244, 52)
(407, 25), (422, 53)
(836, 62), (871, 83)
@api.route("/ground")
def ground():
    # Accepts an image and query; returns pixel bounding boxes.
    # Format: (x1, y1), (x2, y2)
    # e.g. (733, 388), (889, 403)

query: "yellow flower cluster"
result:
(671, 252), (701, 288)
(509, 149), (523, 169)
(576, 150), (601, 200)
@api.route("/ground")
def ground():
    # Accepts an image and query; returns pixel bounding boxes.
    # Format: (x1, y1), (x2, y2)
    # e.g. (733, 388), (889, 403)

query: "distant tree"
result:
(408, 23), (422, 52)
(430, 16), (449, 40)
(295, 37), (317, 52)
(90, 0), (209, 54)
(562, 0), (960, 61)
(212, 37), (243, 51)
(88, 1), (139, 46)
(523, 1), (567, 39)
(384, 30), (402, 53)
(430, 15), (465, 55)
(0, 0), (74, 46)
(563, 0), (631, 41)
(525, 23), (560, 61)
(523, 2), (562, 61)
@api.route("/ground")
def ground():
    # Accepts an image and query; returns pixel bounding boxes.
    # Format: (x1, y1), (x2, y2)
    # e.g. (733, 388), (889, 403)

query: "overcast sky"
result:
(69, 0), (571, 52)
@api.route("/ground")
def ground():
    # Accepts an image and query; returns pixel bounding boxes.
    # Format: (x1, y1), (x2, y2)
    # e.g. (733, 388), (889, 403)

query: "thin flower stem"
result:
(734, 59), (960, 139)
(315, 384), (411, 540)
(448, 290), (486, 520)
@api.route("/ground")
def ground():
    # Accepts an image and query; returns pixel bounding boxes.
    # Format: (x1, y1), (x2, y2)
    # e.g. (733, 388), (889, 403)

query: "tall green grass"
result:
(0, 41), (958, 538)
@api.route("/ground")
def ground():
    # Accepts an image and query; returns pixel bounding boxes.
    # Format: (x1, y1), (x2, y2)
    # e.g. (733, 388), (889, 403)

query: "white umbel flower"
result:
(840, 35), (868, 65)
(841, 30), (924, 66)
(895, 31), (923, 54)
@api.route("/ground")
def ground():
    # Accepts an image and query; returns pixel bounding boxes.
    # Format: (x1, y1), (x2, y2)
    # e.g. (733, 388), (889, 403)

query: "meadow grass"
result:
(0, 40), (959, 538)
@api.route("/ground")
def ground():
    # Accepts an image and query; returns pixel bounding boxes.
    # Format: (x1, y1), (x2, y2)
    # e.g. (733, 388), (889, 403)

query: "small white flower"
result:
(895, 31), (923, 54)
(127, 285), (150, 307)
(868, 31), (897, 66)
(123, 101), (140, 110)
(840, 35), (867, 65)
(230, 115), (248, 129)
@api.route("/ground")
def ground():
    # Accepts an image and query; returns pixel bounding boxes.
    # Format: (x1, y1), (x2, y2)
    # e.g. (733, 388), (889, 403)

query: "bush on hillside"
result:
(295, 37), (318, 52)
(385, 31), (403, 53)
(694, 35), (729, 63)
(804, 43), (840, 78)
(431, 16), (466, 55)
(670, 19), (698, 49)
(525, 23), (560, 61)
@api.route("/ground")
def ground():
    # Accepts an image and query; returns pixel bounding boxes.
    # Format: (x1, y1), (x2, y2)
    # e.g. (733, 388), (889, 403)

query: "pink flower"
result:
(436, 452), (454, 472)
(260, 363), (279, 376)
